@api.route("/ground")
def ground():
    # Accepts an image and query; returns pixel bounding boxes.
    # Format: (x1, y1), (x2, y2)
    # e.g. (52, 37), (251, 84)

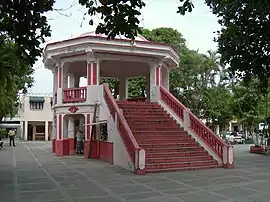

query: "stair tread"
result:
(146, 150), (207, 154)
(147, 156), (211, 160)
(145, 165), (220, 173)
(145, 160), (217, 165)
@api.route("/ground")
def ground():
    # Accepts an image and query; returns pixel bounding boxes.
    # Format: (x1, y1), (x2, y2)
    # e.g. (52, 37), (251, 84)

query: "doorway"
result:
(28, 124), (33, 140)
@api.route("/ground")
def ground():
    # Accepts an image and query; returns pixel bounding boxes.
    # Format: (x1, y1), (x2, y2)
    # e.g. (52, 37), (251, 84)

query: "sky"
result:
(29, 0), (220, 94)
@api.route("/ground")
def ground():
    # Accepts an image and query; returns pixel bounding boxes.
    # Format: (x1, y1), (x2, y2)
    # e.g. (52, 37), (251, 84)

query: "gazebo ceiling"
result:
(67, 60), (149, 78)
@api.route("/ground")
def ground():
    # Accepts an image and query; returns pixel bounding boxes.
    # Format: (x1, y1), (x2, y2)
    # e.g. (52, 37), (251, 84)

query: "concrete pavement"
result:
(1, 141), (270, 202)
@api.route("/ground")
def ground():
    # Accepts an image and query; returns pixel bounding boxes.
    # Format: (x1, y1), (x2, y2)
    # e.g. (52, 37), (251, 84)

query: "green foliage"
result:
(128, 77), (146, 97)
(0, 0), (54, 66)
(79, 0), (145, 40)
(0, 35), (33, 121)
(231, 79), (265, 134)
(178, 0), (270, 91)
(0, 0), (53, 121)
(100, 78), (119, 98)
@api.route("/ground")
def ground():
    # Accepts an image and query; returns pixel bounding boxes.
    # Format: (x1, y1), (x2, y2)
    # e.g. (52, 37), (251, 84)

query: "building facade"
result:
(20, 94), (53, 141)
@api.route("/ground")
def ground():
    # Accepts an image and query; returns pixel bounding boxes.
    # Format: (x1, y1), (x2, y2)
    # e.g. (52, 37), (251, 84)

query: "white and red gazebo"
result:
(43, 31), (178, 156)
(43, 31), (233, 174)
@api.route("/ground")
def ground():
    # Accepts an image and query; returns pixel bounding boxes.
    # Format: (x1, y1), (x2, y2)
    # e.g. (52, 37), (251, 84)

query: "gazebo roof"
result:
(79, 31), (149, 42)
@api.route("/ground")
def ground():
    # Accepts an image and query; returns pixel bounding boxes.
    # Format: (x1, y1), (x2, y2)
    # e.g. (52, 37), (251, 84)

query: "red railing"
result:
(160, 86), (185, 121)
(159, 86), (231, 164)
(103, 84), (140, 166)
(189, 112), (225, 159)
(63, 87), (87, 103)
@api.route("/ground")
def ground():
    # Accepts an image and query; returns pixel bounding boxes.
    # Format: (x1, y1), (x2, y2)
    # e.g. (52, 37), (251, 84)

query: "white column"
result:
(119, 77), (128, 101)
(149, 62), (161, 101)
(24, 121), (28, 141)
(52, 115), (56, 140)
(45, 121), (49, 141)
(57, 65), (63, 105)
(216, 125), (220, 135)
(161, 66), (169, 90)
(62, 117), (68, 139)
(52, 68), (58, 105)
(68, 117), (75, 139)
(183, 108), (190, 131)
(62, 64), (69, 89)
(68, 74), (74, 88)
(79, 117), (84, 132)
(33, 124), (36, 141)
(146, 74), (150, 101)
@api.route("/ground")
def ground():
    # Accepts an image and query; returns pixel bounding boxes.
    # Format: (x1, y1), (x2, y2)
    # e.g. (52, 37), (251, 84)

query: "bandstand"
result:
(43, 32), (234, 174)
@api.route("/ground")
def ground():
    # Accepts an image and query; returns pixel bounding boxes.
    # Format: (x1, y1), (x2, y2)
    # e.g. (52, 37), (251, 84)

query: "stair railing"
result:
(159, 86), (234, 168)
(103, 84), (145, 173)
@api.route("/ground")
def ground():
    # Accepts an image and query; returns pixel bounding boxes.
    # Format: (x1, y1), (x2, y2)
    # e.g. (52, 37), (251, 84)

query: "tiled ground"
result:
(1, 140), (270, 202)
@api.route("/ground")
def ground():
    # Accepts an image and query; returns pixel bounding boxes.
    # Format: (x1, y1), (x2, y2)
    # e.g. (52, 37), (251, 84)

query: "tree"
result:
(232, 79), (263, 136)
(203, 86), (233, 132)
(0, 0), (54, 67)
(178, 0), (270, 90)
(78, 0), (270, 90)
(0, 35), (33, 121)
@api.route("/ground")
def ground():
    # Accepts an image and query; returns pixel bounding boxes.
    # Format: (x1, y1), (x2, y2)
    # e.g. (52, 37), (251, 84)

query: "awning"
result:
(29, 96), (45, 103)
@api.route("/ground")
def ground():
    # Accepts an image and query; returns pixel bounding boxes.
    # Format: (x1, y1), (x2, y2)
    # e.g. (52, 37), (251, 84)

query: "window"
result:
(30, 102), (44, 110)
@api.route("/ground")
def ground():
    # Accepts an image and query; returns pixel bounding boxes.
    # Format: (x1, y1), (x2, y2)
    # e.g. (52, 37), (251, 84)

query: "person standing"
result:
(8, 129), (16, 147)
(76, 130), (84, 154)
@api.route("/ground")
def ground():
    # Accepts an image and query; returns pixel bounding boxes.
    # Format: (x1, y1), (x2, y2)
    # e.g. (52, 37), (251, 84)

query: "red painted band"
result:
(58, 68), (62, 88)
(87, 63), (92, 85)
(86, 114), (90, 140)
(92, 63), (97, 85)
(58, 114), (62, 140)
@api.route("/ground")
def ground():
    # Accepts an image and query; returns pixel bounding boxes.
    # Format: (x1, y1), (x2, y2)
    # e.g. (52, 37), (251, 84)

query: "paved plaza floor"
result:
(1, 140), (270, 202)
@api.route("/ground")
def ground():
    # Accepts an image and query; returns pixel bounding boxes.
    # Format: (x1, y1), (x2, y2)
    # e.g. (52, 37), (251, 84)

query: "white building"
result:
(20, 94), (53, 141)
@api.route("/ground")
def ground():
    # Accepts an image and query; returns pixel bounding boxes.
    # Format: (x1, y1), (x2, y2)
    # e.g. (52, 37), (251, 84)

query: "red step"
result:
(137, 139), (194, 144)
(124, 115), (171, 119)
(125, 117), (173, 122)
(143, 147), (204, 153)
(129, 125), (181, 130)
(145, 160), (218, 171)
(139, 142), (199, 148)
(146, 155), (213, 163)
(146, 164), (220, 173)
(145, 150), (210, 158)
(133, 131), (186, 135)
(127, 121), (178, 126)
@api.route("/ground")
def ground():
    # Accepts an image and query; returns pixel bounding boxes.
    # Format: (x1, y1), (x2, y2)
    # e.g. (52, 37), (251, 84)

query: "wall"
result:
(21, 96), (53, 122)
(98, 86), (134, 171)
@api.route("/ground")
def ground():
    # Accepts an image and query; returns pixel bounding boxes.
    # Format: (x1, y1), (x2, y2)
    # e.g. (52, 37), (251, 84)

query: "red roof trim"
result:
(47, 35), (170, 47)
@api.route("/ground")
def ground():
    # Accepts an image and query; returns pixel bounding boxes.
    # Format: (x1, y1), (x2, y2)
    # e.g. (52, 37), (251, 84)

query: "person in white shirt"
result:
(8, 129), (16, 147)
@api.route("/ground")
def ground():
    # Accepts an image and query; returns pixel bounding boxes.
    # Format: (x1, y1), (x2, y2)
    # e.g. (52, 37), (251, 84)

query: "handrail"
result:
(159, 86), (229, 160)
(103, 84), (140, 164)
(63, 87), (87, 91)
(160, 86), (185, 120)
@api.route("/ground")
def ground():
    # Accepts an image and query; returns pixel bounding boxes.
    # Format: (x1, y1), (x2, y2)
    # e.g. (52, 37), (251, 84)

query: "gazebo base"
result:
(249, 145), (266, 154)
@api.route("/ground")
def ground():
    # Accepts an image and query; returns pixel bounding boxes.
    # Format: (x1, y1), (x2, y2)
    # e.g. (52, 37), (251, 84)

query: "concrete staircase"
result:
(117, 101), (219, 173)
